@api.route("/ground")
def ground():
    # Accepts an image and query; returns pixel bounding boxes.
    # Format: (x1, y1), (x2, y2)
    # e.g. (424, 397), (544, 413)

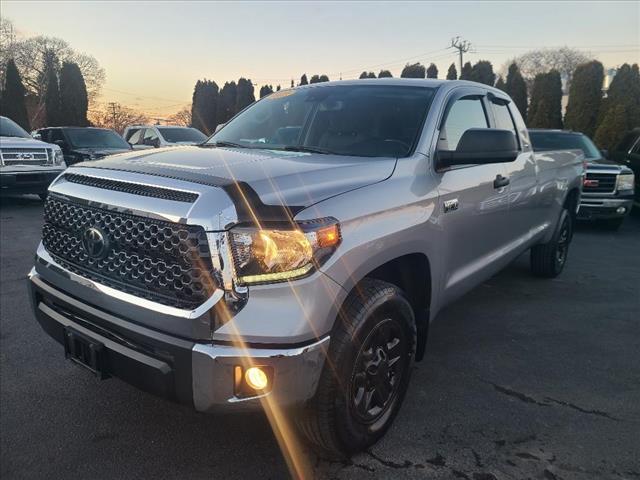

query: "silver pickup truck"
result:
(28, 79), (583, 457)
(1, 116), (66, 199)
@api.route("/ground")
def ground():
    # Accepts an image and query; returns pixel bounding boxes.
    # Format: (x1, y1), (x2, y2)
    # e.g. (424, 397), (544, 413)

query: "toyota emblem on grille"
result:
(82, 227), (108, 258)
(17, 153), (34, 160)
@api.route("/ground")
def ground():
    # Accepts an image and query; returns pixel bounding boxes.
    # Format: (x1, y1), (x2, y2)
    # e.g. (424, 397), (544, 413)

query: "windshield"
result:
(206, 85), (436, 158)
(529, 131), (601, 159)
(65, 129), (130, 149)
(158, 127), (207, 143)
(0, 117), (30, 138)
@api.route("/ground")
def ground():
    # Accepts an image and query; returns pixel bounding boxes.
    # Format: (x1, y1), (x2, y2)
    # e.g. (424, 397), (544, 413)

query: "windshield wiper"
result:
(281, 145), (334, 155)
(201, 141), (248, 149)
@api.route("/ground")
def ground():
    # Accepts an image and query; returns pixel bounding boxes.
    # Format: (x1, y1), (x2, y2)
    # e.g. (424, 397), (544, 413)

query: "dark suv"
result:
(35, 127), (131, 166)
(609, 128), (640, 213)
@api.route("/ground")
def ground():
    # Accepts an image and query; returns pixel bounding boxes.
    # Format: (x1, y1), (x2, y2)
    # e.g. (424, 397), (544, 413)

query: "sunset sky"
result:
(2, 1), (638, 118)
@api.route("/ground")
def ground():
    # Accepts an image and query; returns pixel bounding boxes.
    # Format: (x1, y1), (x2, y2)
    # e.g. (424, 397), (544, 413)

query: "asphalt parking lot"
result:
(1, 195), (639, 480)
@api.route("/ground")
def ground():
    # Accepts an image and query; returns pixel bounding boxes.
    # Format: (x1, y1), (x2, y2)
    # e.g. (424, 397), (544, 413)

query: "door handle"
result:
(493, 174), (510, 189)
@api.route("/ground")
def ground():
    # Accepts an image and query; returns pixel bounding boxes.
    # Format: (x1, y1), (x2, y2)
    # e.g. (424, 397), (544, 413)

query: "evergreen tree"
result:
(359, 71), (376, 79)
(236, 78), (255, 112)
(470, 60), (495, 86)
(218, 81), (237, 123)
(495, 76), (506, 91)
(191, 79), (219, 135)
(59, 61), (88, 126)
(0, 59), (30, 131)
(460, 62), (472, 80)
(594, 63), (640, 149)
(300, 74), (308, 86)
(527, 70), (563, 129)
(309, 74), (329, 84)
(564, 60), (604, 137)
(594, 104), (630, 150)
(426, 63), (438, 79)
(378, 70), (393, 78)
(446, 63), (457, 80)
(291, 79), (294, 88)
(259, 84), (274, 98)
(401, 63), (426, 78)
(504, 63), (528, 121)
(42, 51), (61, 126)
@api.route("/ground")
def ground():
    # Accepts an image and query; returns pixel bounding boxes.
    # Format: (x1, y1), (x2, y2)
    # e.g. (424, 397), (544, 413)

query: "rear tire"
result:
(296, 279), (416, 459)
(531, 208), (572, 278)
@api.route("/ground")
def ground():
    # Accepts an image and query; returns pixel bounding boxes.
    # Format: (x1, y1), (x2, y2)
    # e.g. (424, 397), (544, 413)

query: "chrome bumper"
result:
(578, 196), (633, 219)
(29, 268), (329, 411)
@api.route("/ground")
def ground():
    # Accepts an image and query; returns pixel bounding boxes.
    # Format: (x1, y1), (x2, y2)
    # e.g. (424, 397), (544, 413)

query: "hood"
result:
(73, 145), (396, 221)
(587, 157), (633, 174)
(0, 136), (54, 149)
(71, 147), (131, 159)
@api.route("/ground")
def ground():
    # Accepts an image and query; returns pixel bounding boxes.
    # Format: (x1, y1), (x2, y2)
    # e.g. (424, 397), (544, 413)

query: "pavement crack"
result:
(487, 382), (550, 407)
(486, 381), (620, 421)
(471, 449), (484, 468)
(544, 396), (620, 421)
(426, 452), (446, 467)
(366, 450), (413, 469)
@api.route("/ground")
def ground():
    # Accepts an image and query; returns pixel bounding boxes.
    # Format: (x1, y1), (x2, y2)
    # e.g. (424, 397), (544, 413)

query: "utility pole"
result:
(450, 36), (471, 73)
(107, 102), (118, 129)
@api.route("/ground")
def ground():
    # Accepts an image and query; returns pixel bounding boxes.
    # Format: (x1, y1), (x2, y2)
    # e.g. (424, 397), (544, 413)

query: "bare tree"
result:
(167, 106), (192, 127)
(89, 103), (148, 134)
(7, 34), (105, 103)
(0, 18), (17, 85)
(506, 47), (591, 91)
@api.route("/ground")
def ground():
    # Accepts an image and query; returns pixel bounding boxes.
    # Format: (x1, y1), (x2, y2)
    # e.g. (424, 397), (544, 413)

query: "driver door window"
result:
(438, 97), (488, 151)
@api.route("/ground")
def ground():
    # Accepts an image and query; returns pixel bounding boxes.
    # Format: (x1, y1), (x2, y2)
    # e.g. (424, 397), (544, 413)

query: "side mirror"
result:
(215, 123), (226, 133)
(152, 137), (161, 148)
(437, 129), (518, 169)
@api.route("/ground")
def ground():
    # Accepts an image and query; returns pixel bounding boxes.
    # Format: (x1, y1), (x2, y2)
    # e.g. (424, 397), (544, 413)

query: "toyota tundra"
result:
(28, 79), (583, 457)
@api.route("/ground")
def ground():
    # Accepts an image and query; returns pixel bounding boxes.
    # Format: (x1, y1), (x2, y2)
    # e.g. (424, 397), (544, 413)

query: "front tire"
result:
(530, 208), (572, 278)
(296, 279), (416, 459)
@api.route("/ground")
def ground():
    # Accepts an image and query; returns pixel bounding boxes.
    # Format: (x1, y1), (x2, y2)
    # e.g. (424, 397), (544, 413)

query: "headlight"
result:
(229, 218), (341, 285)
(617, 173), (635, 192)
(53, 148), (66, 166)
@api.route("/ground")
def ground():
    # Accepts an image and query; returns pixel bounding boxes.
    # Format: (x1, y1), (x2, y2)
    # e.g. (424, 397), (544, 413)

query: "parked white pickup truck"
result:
(0, 116), (66, 200)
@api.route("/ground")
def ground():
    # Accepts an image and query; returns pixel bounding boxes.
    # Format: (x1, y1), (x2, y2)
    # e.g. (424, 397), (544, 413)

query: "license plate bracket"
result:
(63, 327), (109, 379)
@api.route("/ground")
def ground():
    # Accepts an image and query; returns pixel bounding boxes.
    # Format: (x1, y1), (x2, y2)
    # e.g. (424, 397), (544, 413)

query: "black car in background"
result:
(530, 129), (635, 230)
(34, 127), (131, 166)
(609, 128), (640, 213)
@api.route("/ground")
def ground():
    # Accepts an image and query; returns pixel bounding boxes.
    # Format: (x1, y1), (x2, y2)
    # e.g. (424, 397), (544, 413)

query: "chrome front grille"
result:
(42, 196), (218, 309)
(584, 172), (617, 194)
(1, 148), (51, 166)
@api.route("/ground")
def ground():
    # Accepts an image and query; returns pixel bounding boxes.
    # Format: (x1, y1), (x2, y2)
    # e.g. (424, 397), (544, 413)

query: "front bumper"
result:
(0, 170), (63, 195)
(577, 196), (633, 220)
(29, 270), (328, 411)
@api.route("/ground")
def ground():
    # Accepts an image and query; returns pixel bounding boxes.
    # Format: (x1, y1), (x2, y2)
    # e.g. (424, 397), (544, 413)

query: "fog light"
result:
(616, 207), (626, 214)
(245, 367), (269, 390)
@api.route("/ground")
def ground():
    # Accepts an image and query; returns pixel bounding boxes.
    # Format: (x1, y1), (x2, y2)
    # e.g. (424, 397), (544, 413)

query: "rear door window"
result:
(491, 102), (520, 148)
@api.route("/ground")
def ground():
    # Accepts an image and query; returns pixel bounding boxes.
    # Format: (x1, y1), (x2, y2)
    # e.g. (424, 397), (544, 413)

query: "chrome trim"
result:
(50, 166), (240, 231)
(192, 335), (330, 360)
(35, 243), (224, 319)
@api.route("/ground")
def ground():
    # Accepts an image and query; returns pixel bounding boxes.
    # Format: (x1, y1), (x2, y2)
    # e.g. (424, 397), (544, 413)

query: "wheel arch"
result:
(335, 252), (432, 362)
